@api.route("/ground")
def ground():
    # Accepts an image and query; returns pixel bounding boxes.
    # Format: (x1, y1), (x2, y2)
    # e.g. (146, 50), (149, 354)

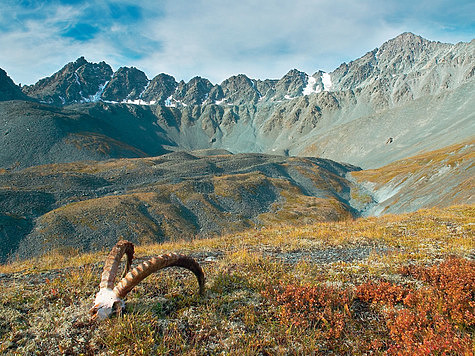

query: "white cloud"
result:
(133, 0), (407, 83)
(0, 0), (473, 85)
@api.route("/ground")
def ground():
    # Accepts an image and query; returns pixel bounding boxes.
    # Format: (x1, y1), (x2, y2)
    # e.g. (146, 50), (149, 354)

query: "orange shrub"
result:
(355, 281), (409, 306)
(399, 256), (475, 326)
(357, 257), (474, 355)
(262, 283), (352, 339)
(263, 257), (474, 355)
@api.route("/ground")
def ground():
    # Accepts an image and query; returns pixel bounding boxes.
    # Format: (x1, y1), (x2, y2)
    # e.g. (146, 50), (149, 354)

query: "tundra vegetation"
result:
(0, 205), (473, 355)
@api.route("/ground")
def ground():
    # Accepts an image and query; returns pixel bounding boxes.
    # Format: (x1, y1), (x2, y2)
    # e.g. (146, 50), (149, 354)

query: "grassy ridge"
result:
(0, 205), (473, 354)
(348, 139), (475, 216)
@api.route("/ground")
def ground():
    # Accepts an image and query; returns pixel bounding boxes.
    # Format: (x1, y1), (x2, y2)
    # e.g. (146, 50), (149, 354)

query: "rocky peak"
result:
(0, 68), (29, 101)
(141, 73), (178, 105)
(220, 74), (260, 105)
(102, 66), (149, 102)
(73, 56), (88, 67)
(382, 32), (428, 48)
(174, 77), (214, 106)
(273, 69), (308, 99)
(375, 32), (449, 72)
(22, 57), (113, 105)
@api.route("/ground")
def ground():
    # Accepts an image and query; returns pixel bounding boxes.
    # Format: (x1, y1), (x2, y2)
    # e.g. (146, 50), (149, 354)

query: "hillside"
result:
(349, 139), (475, 215)
(1, 139), (473, 263)
(0, 151), (358, 262)
(0, 205), (473, 354)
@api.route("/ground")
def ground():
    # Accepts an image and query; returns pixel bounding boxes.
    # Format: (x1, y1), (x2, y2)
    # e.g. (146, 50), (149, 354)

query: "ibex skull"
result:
(90, 240), (205, 321)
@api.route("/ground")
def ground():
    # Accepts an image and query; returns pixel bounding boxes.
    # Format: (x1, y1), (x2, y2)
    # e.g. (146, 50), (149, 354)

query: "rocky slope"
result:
(0, 100), (173, 170)
(349, 139), (474, 215)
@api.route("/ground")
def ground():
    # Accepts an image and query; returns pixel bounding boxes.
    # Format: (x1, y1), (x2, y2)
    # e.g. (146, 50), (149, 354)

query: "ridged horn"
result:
(113, 253), (205, 299)
(99, 240), (135, 290)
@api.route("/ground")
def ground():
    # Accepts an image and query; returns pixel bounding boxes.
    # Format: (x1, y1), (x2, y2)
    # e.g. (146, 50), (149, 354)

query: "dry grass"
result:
(0, 205), (473, 354)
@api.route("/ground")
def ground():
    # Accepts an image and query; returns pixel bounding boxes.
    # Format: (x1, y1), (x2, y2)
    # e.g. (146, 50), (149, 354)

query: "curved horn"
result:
(99, 240), (135, 290)
(113, 253), (205, 299)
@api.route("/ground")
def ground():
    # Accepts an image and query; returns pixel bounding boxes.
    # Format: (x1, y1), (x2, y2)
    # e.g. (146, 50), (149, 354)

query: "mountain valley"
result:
(0, 32), (473, 262)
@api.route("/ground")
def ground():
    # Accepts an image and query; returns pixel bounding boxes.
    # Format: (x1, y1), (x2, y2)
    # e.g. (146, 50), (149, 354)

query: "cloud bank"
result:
(1, 0), (473, 85)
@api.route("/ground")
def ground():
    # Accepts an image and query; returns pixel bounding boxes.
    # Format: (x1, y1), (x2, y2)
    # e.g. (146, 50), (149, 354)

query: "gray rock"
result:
(101, 66), (149, 102)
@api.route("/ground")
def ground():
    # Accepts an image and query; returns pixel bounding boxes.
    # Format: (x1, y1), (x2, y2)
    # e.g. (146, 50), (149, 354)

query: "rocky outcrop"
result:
(0, 68), (29, 101)
(173, 77), (215, 106)
(273, 69), (308, 100)
(219, 74), (261, 105)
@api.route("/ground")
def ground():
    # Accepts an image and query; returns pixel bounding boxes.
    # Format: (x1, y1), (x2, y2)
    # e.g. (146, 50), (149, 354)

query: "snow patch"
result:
(91, 81), (108, 102)
(139, 81), (150, 98)
(302, 76), (321, 95)
(165, 95), (175, 107)
(74, 73), (81, 86)
(215, 99), (226, 105)
(123, 99), (156, 105)
(322, 73), (333, 91)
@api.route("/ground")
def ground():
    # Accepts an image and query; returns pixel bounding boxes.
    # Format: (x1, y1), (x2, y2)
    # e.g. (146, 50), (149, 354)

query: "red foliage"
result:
(262, 257), (474, 355)
(355, 281), (409, 305)
(262, 283), (352, 339)
(357, 257), (474, 355)
(399, 256), (475, 326)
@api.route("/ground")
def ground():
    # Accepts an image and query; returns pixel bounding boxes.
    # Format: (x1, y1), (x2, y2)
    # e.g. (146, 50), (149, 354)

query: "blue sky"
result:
(1, 0), (474, 85)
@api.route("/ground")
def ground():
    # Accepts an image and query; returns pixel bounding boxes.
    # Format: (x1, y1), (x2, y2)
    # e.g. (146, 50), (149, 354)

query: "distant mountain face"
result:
(0, 32), (472, 171)
(331, 32), (474, 104)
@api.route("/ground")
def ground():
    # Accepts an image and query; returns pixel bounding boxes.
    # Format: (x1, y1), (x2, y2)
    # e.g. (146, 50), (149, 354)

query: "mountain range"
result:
(0, 32), (473, 261)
